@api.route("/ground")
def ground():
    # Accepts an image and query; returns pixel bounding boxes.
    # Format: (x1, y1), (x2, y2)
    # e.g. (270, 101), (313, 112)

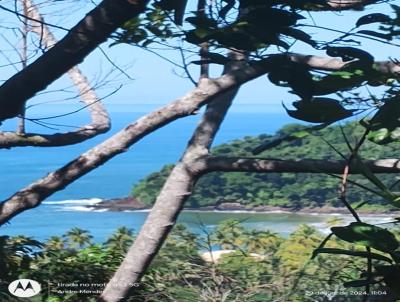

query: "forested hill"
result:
(131, 123), (400, 211)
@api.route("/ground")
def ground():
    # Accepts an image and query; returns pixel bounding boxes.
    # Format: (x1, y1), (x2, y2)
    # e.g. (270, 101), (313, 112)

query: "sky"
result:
(0, 0), (398, 116)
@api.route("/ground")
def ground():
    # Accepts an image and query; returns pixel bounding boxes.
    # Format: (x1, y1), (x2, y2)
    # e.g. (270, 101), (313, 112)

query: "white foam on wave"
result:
(309, 215), (398, 235)
(363, 216), (396, 225)
(55, 206), (108, 212)
(308, 222), (331, 234)
(43, 198), (103, 206)
(123, 209), (150, 213)
(309, 212), (343, 216)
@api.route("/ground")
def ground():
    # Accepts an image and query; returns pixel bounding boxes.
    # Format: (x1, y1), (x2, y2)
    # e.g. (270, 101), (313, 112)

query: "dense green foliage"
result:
(1, 222), (398, 301)
(132, 123), (400, 210)
(116, 1), (400, 139)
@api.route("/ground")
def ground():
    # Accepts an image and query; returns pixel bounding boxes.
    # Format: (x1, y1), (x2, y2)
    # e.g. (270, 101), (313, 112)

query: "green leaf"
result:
(313, 72), (366, 95)
(191, 59), (213, 65)
(271, 38), (290, 50)
(185, 15), (217, 28)
(279, 27), (316, 47)
(352, 155), (399, 204)
(390, 251), (400, 263)
(128, 28), (148, 44)
(375, 265), (400, 276)
(287, 68), (314, 99)
(358, 30), (393, 40)
(239, 7), (304, 28)
(191, 52), (230, 66)
(356, 13), (392, 27)
(375, 265), (400, 293)
(326, 46), (374, 63)
(343, 279), (378, 288)
(213, 30), (265, 51)
(155, 0), (188, 25)
(203, 52), (230, 64)
(364, 99), (400, 144)
(331, 222), (399, 253)
(268, 62), (315, 99)
(283, 98), (353, 123)
(392, 4), (400, 18)
(185, 28), (213, 44)
(312, 248), (393, 263)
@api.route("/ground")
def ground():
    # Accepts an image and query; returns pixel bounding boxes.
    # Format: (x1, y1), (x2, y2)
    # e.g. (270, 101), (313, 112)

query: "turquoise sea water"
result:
(0, 107), (294, 200)
(0, 106), (390, 242)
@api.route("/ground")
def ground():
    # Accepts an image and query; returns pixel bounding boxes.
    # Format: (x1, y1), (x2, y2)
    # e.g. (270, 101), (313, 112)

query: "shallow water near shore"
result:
(0, 199), (396, 242)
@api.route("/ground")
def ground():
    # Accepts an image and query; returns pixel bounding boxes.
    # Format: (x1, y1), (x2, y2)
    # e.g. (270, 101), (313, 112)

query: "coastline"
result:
(89, 197), (400, 216)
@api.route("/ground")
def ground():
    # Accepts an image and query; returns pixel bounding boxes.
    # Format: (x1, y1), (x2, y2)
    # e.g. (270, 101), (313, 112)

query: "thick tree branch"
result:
(0, 22), (398, 123)
(99, 51), (400, 299)
(0, 59), (271, 226)
(325, 0), (383, 10)
(282, 53), (400, 75)
(0, 45), (397, 212)
(0, 51), (397, 299)
(0, 0), (149, 122)
(0, 0), (111, 148)
(0, 42), (396, 273)
(100, 52), (245, 302)
(0, 50), (398, 216)
(0, 0), (394, 123)
(204, 157), (400, 174)
(99, 155), (400, 301)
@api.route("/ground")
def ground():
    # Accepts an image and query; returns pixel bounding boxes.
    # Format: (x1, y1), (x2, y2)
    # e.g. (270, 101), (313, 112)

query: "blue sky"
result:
(100, 2), (398, 115)
(0, 0), (398, 115)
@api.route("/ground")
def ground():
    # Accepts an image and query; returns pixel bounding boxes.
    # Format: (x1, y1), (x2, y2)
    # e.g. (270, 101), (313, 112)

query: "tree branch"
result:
(282, 53), (400, 75)
(296, 0), (385, 11)
(325, 0), (383, 11)
(99, 51), (245, 302)
(0, 58), (270, 226)
(0, 0), (149, 122)
(0, 23), (398, 123)
(204, 157), (400, 174)
(98, 46), (400, 302)
(1, 49), (399, 218)
(0, 0), (111, 148)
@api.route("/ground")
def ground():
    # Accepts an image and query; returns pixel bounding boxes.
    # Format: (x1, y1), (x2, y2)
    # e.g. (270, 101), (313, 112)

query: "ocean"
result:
(0, 106), (391, 242)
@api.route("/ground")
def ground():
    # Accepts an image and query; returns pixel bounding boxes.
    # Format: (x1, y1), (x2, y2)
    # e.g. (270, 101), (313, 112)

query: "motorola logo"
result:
(8, 279), (41, 298)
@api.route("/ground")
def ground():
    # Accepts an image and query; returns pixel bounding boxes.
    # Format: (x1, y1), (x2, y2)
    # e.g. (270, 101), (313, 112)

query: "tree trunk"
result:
(99, 53), (245, 302)
(0, 0), (148, 122)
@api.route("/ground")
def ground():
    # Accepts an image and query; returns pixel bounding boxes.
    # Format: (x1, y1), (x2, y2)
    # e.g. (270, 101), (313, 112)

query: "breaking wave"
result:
(43, 198), (103, 206)
(43, 198), (104, 212)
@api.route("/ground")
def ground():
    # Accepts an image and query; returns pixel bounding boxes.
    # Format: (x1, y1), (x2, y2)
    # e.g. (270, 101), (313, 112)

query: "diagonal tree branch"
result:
(1, 50), (399, 220)
(99, 155), (400, 301)
(0, 14), (398, 124)
(0, 0), (111, 148)
(0, 0), (149, 122)
(324, 0), (384, 10)
(205, 157), (400, 174)
(99, 51), (245, 302)
(0, 58), (273, 226)
(0, 0), (394, 123)
(98, 52), (400, 301)
(1, 49), (399, 219)
(101, 155), (400, 300)
(281, 53), (400, 75)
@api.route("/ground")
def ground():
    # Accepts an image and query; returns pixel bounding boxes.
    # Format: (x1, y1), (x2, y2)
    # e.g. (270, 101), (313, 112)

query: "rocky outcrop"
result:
(91, 197), (149, 211)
